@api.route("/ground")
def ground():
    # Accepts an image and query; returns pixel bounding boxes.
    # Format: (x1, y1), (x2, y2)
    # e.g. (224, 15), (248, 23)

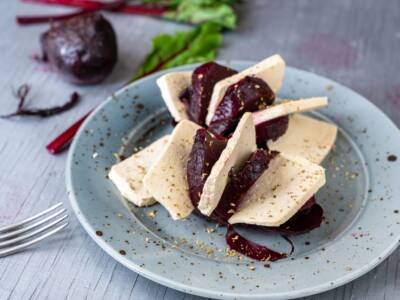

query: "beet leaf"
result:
(128, 22), (223, 82)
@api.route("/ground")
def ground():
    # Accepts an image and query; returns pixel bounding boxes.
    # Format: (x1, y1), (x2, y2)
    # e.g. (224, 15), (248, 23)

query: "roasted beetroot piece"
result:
(211, 150), (278, 224)
(226, 225), (292, 261)
(209, 76), (275, 136)
(41, 13), (117, 85)
(187, 128), (227, 207)
(277, 198), (323, 235)
(255, 116), (289, 147)
(299, 196), (317, 211)
(180, 62), (237, 125)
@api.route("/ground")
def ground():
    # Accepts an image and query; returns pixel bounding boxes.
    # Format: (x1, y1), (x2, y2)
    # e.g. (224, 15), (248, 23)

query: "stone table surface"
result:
(0, 0), (399, 299)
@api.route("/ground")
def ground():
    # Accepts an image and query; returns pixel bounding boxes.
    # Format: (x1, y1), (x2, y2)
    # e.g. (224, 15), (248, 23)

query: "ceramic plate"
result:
(66, 62), (400, 299)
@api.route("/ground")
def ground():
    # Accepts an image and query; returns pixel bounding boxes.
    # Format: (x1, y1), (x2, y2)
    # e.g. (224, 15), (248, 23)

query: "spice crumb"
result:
(147, 210), (157, 218)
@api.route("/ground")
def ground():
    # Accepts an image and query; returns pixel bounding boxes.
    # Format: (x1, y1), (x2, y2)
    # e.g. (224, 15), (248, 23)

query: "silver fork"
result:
(0, 202), (68, 258)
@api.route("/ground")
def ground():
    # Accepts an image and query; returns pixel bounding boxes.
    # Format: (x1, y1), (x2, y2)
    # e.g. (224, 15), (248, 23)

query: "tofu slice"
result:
(252, 97), (328, 125)
(198, 113), (257, 216)
(143, 120), (201, 219)
(206, 54), (285, 125)
(157, 72), (192, 122)
(268, 114), (338, 164)
(109, 136), (169, 207)
(228, 154), (326, 227)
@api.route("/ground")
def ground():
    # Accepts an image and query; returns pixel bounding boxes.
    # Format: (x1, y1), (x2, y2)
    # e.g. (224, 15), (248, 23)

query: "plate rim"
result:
(66, 61), (400, 299)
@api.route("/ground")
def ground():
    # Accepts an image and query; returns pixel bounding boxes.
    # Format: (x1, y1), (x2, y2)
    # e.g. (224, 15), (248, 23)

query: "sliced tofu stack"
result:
(268, 114), (338, 164)
(229, 154), (326, 226)
(109, 136), (169, 207)
(198, 112), (257, 216)
(252, 97), (328, 125)
(156, 71), (192, 122)
(143, 120), (201, 219)
(206, 54), (285, 125)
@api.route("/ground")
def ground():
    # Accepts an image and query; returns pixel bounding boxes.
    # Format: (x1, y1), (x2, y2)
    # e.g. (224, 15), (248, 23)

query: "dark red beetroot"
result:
(180, 62), (237, 126)
(226, 225), (291, 261)
(210, 150), (278, 224)
(187, 128), (227, 207)
(255, 116), (289, 147)
(41, 12), (117, 85)
(208, 76), (276, 136)
(276, 197), (323, 235)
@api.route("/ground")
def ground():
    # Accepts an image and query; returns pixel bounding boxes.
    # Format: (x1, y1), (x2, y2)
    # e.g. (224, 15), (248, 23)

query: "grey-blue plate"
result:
(66, 61), (400, 299)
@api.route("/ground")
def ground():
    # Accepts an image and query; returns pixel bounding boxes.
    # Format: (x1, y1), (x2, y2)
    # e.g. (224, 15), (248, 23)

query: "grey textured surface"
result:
(0, 1), (399, 299)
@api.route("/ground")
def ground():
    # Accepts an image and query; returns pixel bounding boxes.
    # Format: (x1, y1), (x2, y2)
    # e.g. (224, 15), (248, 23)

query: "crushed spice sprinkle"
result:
(147, 210), (157, 218)
(206, 227), (216, 234)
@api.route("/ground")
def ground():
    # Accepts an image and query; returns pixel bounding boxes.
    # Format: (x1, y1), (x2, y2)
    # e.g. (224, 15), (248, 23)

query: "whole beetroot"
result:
(41, 13), (117, 85)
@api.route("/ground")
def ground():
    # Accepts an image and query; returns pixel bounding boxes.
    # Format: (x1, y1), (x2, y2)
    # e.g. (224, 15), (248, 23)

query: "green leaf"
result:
(140, 0), (180, 7)
(162, 0), (237, 29)
(141, 0), (236, 9)
(129, 23), (222, 83)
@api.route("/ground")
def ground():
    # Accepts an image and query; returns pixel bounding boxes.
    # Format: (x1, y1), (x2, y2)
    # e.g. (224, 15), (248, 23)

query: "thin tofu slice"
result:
(157, 72), (192, 122)
(198, 113), (257, 216)
(252, 97), (328, 125)
(143, 120), (201, 219)
(206, 54), (285, 125)
(268, 114), (338, 164)
(228, 154), (326, 227)
(109, 136), (169, 207)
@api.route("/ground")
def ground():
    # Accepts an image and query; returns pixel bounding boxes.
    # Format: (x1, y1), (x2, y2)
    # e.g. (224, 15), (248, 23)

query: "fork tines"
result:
(0, 202), (68, 257)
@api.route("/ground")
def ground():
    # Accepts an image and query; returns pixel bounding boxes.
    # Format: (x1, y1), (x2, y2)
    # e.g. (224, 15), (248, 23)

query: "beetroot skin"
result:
(41, 13), (118, 85)
(180, 62), (237, 125)
(187, 128), (227, 207)
(209, 76), (276, 136)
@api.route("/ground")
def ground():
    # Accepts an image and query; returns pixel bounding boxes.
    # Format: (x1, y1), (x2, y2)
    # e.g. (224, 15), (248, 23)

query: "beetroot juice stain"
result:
(296, 32), (358, 68)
